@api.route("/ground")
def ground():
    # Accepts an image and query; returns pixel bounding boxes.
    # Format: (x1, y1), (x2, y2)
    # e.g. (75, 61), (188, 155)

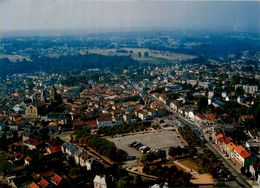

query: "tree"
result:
(235, 86), (244, 96)
(168, 147), (176, 158)
(132, 175), (143, 186)
(197, 96), (208, 112)
(0, 135), (8, 151)
(68, 167), (81, 177)
(116, 149), (127, 162)
(240, 167), (246, 175)
(157, 150), (166, 161)
(116, 178), (126, 188)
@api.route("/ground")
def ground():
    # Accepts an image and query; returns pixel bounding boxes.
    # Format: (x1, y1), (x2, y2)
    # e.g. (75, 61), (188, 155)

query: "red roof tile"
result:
(52, 174), (62, 185)
(204, 113), (216, 121)
(47, 146), (61, 154)
(38, 179), (49, 188)
(240, 150), (251, 159)
(215, 133), (224, 140)
(28, 181), (40, 188)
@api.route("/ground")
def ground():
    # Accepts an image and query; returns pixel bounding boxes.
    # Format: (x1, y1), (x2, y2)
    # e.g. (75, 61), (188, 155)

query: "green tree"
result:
(116, 178), (126, 188)
(235, 86), (244, 96)
(197, 96), (208, 112)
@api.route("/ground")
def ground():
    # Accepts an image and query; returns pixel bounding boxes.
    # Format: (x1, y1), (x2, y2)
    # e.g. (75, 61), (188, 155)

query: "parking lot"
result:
(107, 128), (187, 158)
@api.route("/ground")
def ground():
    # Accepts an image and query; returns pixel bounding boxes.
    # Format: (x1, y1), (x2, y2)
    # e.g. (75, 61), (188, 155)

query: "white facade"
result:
(94, 175), (107, 188)
(235, 84), (258, 94)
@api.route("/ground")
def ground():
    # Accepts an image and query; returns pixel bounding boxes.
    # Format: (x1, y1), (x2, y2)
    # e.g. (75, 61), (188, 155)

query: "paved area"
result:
(107, 128), (187, 158)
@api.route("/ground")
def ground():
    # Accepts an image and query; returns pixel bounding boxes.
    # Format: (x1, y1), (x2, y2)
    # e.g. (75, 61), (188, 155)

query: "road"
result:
(174, 113), (253, 187)
(206, 143), (252, 187)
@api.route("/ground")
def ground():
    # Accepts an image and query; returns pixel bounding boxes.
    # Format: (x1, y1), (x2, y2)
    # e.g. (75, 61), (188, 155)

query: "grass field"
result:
(88, 48), (196, 64)
(179, 159), (204, 172)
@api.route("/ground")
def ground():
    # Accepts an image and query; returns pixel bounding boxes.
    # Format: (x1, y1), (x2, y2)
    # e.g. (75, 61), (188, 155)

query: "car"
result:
(129, 141), (137, 147)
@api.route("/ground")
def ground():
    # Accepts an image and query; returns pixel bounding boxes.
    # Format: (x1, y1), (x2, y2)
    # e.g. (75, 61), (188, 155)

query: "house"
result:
(249, 160), (260, 184)
(170, 100), (179, 112)
(51, 173), (63, 186)
(123, 113), (137, 124)
(137, 109), (150, 120)
(24, 156), (32, 166)
(23, 138), (42, 150)
(14, 153), (24, 162)
(28, 181), (40, 188)
(231, 145), (251, 167)
(0, 121), (7, 131)
(93, 175), (107, 188)
(235, 84), (258, 94)
(74, 148), (84, 165)
(47, 122), (59, 134)
(12, 104), (26, 114)
(97, 116), (113, 127)
(72, 119), (97, 129)
(248, 130), (259, 141)
(194, 113), (206, 125)
(46, 145), (61, 155)
(78, 152), (91, 169)
(38, 178), (50, 188)
(46, 113), (67, 124)
(61, 143), (78, 156)
(25, 105), (38, 118)
(186, 110), (195, 121)
(204, 113), (216, 125)
(224, 142), (235, 158)
(80, 156), (98, 171)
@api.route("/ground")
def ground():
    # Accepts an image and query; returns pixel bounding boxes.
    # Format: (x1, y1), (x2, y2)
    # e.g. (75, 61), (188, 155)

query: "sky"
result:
(0, 0), (260, 34)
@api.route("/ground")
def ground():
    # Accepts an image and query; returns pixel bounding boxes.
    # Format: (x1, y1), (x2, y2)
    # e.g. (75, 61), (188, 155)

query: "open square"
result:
(107, 128), (187, 158)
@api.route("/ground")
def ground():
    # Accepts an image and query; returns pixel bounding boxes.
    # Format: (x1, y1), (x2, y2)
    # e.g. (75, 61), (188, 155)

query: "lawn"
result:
(179, 159), (204, 172)
(0, 154), (15, 171)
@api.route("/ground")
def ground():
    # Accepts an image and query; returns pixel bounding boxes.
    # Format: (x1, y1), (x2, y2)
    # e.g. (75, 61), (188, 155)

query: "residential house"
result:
(72, 119), (97, 129)
(235, 84), (258, 94)
(231, 145), (251, 167)
(51, 173), (63, 186)
(224, 142), (236, 158)
(0, 121), (7, 131)
(185, 110), (195, 122)
(74, 148), (84, 165)
(28, 181), (40, 188)
(23, 138), (42, 150)
(25, 105), (38, 118)
(123, 113), (137, 124)
(46, 145), (61, 155)
(249, 160), (260, 184)
(194, 113), (206, 125)
(97, 116), (113, 127)
(24, 156), (32, 166)
(38, 178), (50, 188)
(170, 100), (179, 112)
(93, 175), (107, 188)
(47, 122), (59, 134)
(61, 143), (78, 156)
(248, 130), (259, 141)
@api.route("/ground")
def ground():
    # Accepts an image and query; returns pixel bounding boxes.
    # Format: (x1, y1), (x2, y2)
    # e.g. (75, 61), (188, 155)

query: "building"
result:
(97, 116), (113, 127)
(25, 105), (38, 118)
(93, 175), (107, 188)
(235, 84), (258, 94)
(231, 145), (251, 167)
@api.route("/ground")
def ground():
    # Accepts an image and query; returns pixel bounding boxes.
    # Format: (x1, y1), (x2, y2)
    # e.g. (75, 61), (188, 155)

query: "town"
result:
(0, 32), (259, 188)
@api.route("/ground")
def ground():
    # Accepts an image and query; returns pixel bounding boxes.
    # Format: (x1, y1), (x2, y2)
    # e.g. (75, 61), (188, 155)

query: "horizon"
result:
(1, 0), (260, 36)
